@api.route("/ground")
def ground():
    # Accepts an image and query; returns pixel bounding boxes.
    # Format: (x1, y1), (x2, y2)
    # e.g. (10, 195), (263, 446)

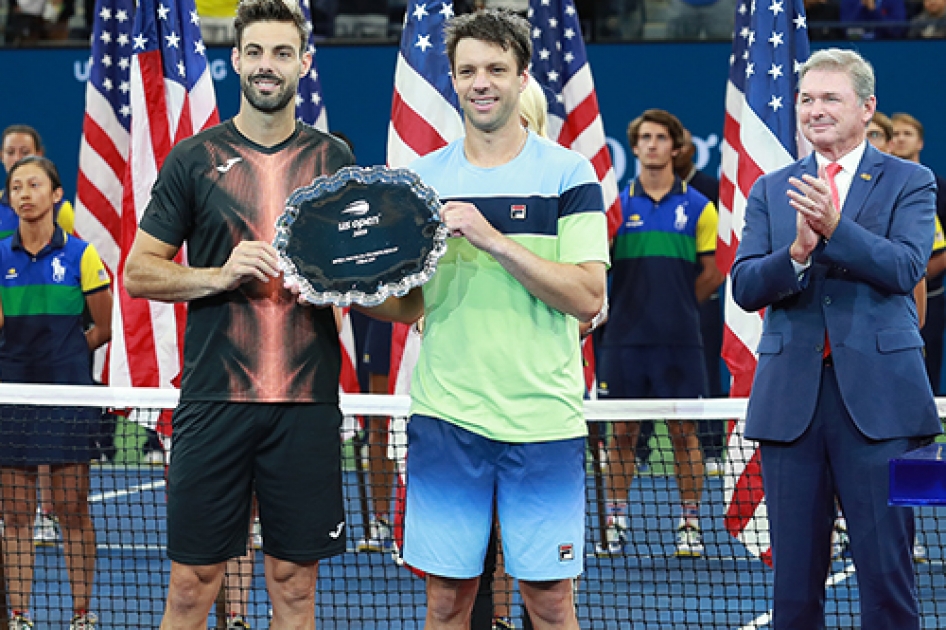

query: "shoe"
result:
(390, 539), (404, 566)
(356, 518), (393, 552)
(675, 522), (703, 558)
(9, 614), (33, 630)
(594, 514), (628, 555)
(705, 457), (724, 477)
(914, 539), (928, 563)
(830, 524), (849, 560)
(69, 611), (98, 630)
(251, 517), (262, 550)
(33, 511), (60, 546)
(142, 449), (165, 465)
(227, 615), (251, 629)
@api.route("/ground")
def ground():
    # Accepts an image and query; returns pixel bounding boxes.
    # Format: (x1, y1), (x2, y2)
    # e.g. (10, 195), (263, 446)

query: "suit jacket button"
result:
(815, 343), (825, 353)
(824, 296), (832, 305)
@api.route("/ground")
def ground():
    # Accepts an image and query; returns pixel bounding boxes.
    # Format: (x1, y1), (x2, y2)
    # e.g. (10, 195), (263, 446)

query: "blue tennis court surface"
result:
(21, 467), (946, 628)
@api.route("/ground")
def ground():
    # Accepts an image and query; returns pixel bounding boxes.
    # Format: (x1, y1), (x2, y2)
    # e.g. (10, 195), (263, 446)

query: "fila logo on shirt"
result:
(51, 256), (66, 283)
(5, 267), (16, 280)
(510, 205), (527, 220)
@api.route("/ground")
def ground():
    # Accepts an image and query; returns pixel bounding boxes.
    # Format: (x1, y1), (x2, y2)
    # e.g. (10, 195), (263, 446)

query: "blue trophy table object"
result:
(889, 443), (946, 506)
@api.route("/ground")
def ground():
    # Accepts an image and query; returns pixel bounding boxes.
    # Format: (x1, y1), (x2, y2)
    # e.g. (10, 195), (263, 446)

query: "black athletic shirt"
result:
(140, 120), (355, 403)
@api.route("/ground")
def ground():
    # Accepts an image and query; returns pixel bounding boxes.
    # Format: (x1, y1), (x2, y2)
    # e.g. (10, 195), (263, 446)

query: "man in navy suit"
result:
(731, 48), (942, 630)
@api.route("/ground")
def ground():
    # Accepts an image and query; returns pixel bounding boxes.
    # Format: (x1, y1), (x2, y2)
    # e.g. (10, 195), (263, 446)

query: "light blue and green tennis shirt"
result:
(408, 132), (609, 443)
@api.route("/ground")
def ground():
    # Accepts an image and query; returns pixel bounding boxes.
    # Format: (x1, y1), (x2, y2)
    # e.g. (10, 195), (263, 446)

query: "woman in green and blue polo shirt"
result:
(0, 156), (112, 630)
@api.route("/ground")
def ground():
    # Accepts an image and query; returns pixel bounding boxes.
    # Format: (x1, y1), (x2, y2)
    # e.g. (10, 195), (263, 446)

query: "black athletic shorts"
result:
(166, 401), (346, 565)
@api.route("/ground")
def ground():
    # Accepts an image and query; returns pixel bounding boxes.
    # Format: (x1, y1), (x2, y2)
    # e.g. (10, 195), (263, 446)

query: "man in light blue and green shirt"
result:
(392, 10), (608, 629)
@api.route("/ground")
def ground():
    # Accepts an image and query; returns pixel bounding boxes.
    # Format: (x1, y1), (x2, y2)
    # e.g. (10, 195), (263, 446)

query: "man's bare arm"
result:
(124, 229), (280, 303)
(696, 253), (724, 303)
(442, 201), (606, 321)
(928, 250), (946, 279)
(85, 288), (113, 350)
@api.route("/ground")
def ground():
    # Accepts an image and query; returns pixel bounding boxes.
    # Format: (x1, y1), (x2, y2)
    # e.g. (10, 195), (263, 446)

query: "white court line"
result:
(88, 480), (166, 503)
(737, 563), (857, 630)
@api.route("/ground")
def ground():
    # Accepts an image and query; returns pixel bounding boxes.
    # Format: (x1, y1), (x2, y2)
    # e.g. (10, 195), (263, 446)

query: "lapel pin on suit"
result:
(861, 173), (872, 181)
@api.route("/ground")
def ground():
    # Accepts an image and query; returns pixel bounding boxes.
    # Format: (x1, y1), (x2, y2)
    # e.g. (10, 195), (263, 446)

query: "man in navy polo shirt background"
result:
(596, 109), (723, 557)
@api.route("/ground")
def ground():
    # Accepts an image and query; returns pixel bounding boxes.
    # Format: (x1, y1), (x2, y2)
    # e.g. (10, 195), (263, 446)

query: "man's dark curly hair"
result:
(234, 0), (310, 53)
(444, 9), (532, 75)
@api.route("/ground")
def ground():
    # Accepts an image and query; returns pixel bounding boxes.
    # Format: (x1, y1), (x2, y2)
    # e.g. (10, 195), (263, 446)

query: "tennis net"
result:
(0, 384), (943, 629)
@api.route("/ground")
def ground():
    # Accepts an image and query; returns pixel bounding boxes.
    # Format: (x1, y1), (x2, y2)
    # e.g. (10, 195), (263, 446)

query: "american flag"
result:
(387, 0), (463, 169)
(296, 0), (328, 131)
(528, 0), (619, 394)
(528, 0), (620, 239)
(719, 0), (810, 564)
(97, 0), (219, 388)
(74, 0), (134, 293)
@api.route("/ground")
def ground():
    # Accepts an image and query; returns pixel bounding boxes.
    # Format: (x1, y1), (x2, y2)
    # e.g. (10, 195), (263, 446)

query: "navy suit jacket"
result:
(732, 144), (942, 442)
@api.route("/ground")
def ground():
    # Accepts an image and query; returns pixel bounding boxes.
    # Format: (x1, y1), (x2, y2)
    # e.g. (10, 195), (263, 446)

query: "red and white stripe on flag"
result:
(528, 0), (621, 239)
(77, 0), (219, 389)
(338, 307), (364, 440)
(718, 0), (810, 565)
(74, 0), (134, 381)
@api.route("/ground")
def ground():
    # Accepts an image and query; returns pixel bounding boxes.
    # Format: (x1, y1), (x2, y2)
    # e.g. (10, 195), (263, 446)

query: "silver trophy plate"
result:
(274, 165), (447, 307)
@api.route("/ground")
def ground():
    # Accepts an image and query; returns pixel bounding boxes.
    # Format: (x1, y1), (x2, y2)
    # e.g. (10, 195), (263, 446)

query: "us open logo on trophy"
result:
(338, 200), (381, 238)
(274, 166), (448, 307)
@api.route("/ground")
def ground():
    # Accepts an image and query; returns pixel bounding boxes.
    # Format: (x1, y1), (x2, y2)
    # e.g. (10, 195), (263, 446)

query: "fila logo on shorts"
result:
(559, 543), (575, 562)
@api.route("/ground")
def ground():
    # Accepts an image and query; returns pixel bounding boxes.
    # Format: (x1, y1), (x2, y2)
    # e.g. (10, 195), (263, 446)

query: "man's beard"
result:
(242, 72), (297, 114)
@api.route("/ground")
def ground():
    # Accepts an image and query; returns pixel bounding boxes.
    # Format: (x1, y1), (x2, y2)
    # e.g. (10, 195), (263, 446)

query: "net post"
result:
(587, 421), (609, 549)
(0, 530), (7, 630)
(352, 425), (371, 538)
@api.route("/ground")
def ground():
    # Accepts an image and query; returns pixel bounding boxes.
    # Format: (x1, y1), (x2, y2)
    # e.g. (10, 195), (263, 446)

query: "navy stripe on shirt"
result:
(442, 183), (603, 237)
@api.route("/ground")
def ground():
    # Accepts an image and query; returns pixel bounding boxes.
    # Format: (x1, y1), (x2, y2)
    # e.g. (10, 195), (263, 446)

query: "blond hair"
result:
(519, 76), (548, 138)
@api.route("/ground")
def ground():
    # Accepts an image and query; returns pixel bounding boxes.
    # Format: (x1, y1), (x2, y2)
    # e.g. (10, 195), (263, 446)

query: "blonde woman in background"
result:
(519, 75), (548, 138)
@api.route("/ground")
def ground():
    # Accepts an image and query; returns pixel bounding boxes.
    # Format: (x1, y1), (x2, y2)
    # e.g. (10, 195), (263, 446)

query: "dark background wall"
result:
(1, 40), (943, 200)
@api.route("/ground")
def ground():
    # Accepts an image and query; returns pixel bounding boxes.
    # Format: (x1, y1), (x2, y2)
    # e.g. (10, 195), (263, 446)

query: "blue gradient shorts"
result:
(402, 414), (585, 581)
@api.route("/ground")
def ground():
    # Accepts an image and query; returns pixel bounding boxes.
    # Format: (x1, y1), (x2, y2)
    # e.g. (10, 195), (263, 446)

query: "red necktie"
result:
(823, 162), (842, 359)
(825, 162), (842, 211)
